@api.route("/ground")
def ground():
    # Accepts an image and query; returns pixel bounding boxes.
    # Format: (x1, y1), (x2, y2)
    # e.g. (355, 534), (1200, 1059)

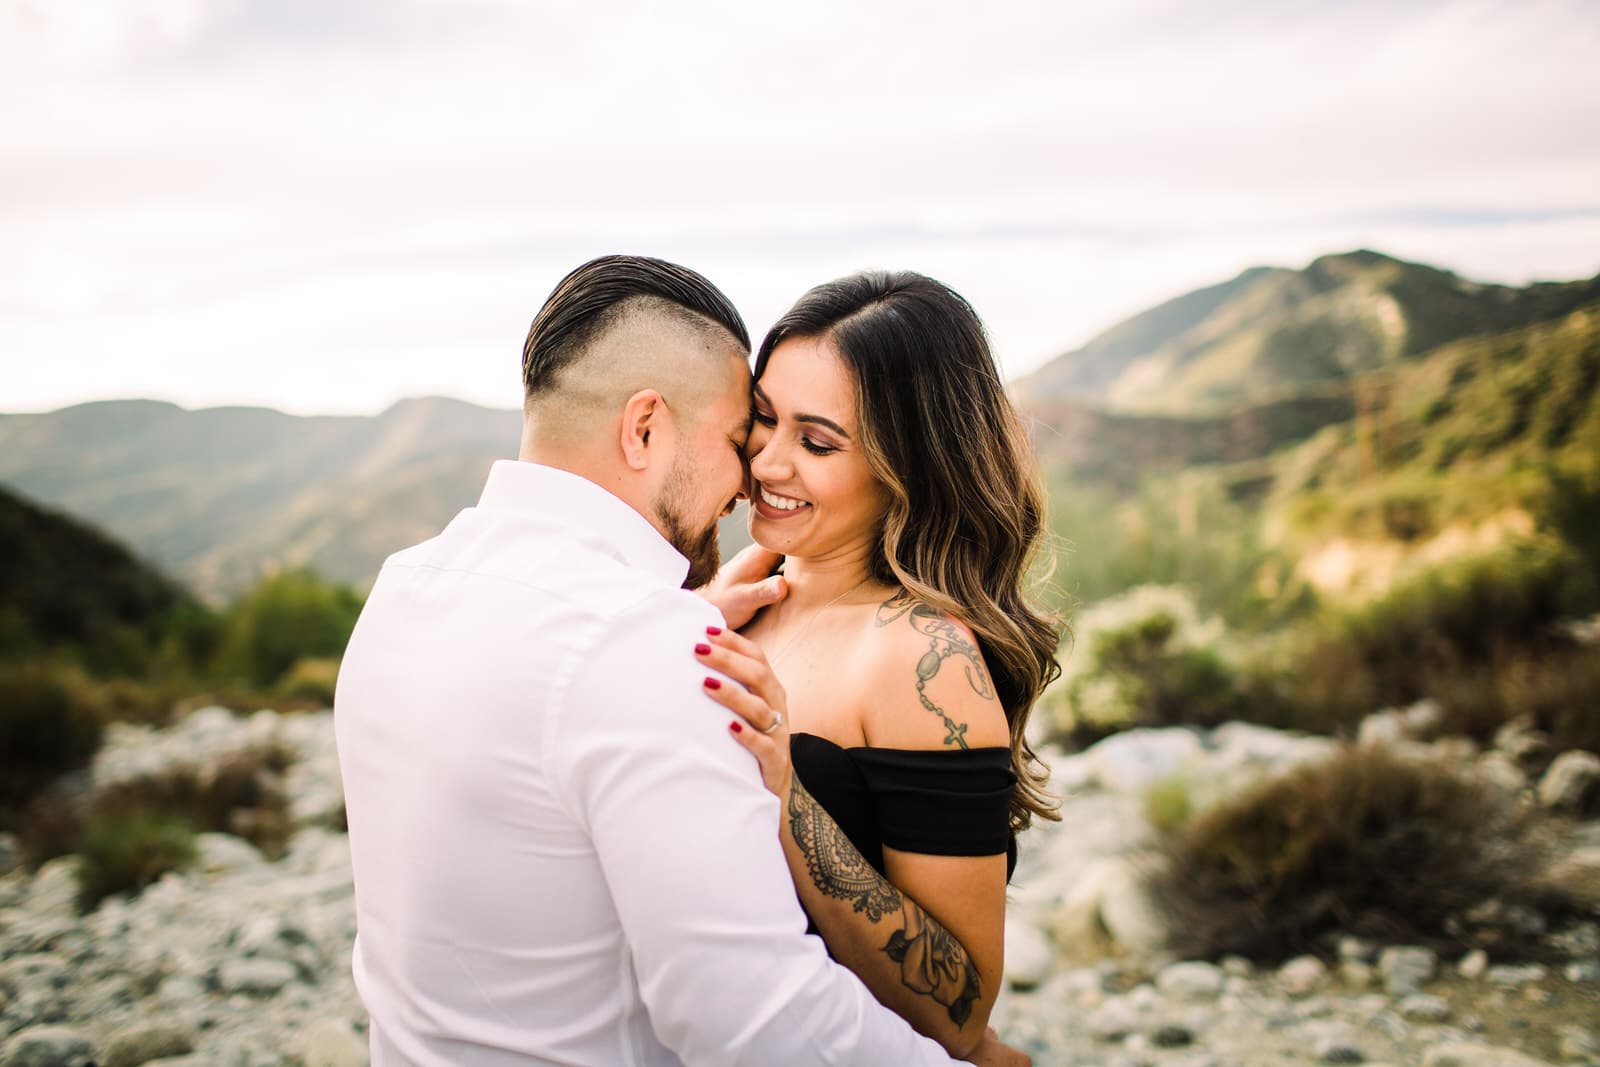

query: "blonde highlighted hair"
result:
(755, 272), (1062, 832)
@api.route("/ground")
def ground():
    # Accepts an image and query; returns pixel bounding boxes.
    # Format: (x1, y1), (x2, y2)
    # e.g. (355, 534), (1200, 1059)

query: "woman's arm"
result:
(695, 624), (1011, 1058)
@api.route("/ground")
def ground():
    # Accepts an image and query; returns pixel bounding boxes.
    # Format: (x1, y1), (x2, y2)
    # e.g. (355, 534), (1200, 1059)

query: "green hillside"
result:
(1267, 301), (1600, 552)
(1016, 250), (1600, 414)
(0, 484), (195, 673)
(0, 396), (520, 599)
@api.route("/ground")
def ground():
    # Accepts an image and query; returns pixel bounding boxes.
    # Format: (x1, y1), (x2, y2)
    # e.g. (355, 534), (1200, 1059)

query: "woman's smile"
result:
(754, 481), (813, 519)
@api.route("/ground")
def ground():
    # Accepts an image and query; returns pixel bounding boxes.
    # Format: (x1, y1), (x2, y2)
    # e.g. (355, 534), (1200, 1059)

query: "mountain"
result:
(0, 397), (521, 599)
(1015, 250), (1600, 414)
(0, 483), (193, 666)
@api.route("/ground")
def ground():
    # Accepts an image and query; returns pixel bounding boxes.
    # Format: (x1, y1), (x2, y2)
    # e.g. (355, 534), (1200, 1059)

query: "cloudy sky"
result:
(3, 0), (1598, 415)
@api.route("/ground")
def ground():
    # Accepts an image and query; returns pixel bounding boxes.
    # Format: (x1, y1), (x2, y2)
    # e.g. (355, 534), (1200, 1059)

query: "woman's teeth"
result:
(759, 486), (811, 511)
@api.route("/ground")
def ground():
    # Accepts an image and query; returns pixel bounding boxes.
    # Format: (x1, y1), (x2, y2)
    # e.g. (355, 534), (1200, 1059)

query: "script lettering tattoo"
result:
(874, 592), (994, 749)
(787, 781), (983, 1027)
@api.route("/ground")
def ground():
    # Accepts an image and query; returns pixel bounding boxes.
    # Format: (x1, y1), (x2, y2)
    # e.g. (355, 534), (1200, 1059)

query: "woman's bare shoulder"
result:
(856, 590), (1009, 751)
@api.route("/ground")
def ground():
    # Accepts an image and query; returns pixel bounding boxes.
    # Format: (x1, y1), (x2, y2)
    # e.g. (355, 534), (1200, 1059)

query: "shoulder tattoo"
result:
(873, 591), (994, 749)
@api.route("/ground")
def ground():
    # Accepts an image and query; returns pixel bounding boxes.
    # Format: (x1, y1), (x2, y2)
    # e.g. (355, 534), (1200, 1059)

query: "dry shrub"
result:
(0, 662), (106, 814)
(1145, 743), (1563, 961)
(18, 739), (294, 879)
(75, 808), (197, 912)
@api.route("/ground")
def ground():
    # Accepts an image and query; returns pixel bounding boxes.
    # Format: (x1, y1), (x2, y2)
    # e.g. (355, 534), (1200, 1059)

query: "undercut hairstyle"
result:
(755, 271), (1063, 834)
(522, 255), (750, 401)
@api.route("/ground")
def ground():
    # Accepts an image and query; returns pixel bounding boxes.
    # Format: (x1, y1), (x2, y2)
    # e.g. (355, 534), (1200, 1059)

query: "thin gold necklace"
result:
(770, 575), (871, 665)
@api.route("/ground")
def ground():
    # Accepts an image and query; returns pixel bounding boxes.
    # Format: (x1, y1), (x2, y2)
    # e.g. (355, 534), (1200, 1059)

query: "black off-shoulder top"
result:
(790, 732), (1018, 897)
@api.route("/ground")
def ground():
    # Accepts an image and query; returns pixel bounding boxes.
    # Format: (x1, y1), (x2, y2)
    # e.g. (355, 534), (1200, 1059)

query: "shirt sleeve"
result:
(549, 588), (961, 1067)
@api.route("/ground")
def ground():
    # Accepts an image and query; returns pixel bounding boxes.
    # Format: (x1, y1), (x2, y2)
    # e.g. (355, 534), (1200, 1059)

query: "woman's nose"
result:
(746, 434), (790, 484)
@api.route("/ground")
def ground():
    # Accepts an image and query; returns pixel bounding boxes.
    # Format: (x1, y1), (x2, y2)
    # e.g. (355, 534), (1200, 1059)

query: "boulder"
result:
(0, 1026), (97, 1067)
(1277, 955), (1330, 996)
(1422, 1043), (1555, 1067)
(1003, 918), (1055, 990)
(1378, 946), (1437, 997)
(102, 1026), (194, 1067)
(1155, 960), (1224, 1000)
(1084, 728), (1205, 794)
(298, 1019), (368, 1067)
(1538, 750), (1600, 814)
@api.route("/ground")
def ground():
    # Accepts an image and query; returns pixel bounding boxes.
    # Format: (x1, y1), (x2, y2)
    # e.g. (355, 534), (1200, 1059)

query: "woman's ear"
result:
(619, 388), (665, 470)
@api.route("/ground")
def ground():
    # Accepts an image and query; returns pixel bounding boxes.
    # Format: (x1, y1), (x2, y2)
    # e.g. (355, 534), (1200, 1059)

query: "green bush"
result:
(1274, 539), (1600, 739)
(74, 808), (197, 912)
(214, 569), (363, 688)
(1041, 586), (1279, 748)
(276, 656), (341, 706)
(0, 663), (106, 813)
(1143, 744), (1562, 961)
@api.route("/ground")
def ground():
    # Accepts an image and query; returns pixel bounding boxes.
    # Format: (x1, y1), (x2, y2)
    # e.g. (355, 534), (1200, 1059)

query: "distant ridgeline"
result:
(0, 251), (1595, 606)
(1015, 250), (1600, 605)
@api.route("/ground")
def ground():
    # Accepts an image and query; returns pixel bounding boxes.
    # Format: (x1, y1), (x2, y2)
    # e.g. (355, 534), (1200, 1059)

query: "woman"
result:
(694, 271), (1061, 1058)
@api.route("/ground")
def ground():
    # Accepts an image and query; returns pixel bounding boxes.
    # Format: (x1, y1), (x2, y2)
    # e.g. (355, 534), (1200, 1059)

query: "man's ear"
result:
(619, 388), (665, 471)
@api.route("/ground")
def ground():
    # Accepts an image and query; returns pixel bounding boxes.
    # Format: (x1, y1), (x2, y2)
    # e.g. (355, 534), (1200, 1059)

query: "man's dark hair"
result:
(521, 255), (750, 399)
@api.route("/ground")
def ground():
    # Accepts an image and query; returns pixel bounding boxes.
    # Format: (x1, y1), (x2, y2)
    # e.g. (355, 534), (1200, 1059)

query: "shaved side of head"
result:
(522, 295), (745, 450)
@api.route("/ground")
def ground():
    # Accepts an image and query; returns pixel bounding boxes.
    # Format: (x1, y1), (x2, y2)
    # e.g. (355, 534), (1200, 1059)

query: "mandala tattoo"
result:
(788, 779), (904, 922)
(874, 591), (995, 749)
(788, 781), (983, 1027)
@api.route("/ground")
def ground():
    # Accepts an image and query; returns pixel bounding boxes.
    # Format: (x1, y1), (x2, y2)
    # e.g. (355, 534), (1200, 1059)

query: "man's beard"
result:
(654, 453), (722, 590)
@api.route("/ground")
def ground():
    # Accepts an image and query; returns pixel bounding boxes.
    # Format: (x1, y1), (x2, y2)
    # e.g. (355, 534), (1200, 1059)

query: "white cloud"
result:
(1, 0), (1597, 413)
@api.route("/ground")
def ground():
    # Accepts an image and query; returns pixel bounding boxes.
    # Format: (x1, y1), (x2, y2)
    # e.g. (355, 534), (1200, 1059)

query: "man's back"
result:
(335, 461), (958, 1066)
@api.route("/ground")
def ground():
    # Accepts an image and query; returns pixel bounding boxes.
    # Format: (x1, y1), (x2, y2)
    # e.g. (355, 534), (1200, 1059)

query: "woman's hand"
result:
(695, 626), (792, 800)
(694, 545), (788, 630)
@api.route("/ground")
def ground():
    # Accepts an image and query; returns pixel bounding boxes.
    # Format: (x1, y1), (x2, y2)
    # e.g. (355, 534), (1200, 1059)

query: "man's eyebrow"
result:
(752, 385), (851, 439)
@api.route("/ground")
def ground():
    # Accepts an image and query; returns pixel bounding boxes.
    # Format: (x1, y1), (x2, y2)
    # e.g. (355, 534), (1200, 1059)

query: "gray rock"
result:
(1558, 1026), (1600, 1062)
(1004, 918), (1054, 990)
(1485, 963), (1547, 987)
(1278, 954), (1329, 996)
(1338, 960), (1375, 988)
(1422, 1043), (1556, 1067)
(1457, 949), (1490, 979)
(1379, 945), (1438, 996)
(0, 1026), (96, 1067)
(1085, 728), (1204, 793)
(1477, 752), (1529, 796)
(1088, 999), (1139, 1042)
(1403, 699), (1445, 741)
(297, 1019), (367, 1067)
(1308, 1024), (1368, 1064)
(1399, 993), (1451, 1022)
(0, 833), (19, 879)
(1566, 959), (1600, 983)
(1220, 954), (1253, 976)
(1494, 718), (1551, 770)
(103, 1026), (195, 1067)
(1151, 1024), (1194, 1048)
(1156, 961), (1224, 1000)
(20, 859), (78, 916)
(194, 834), (266, 878)
(1338, 936), (1379, 963)
(1539, 750), (1600, 814)
(216, 957), (297, 996)
(1358, 710), (1407, 746)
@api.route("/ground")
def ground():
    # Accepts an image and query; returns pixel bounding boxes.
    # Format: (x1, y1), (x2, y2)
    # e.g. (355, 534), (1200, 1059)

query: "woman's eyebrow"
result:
(752, 384), (851, 439)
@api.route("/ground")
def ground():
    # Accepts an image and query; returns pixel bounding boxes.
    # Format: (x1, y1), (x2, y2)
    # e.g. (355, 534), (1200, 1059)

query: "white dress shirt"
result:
(335, 460), (961, 1067)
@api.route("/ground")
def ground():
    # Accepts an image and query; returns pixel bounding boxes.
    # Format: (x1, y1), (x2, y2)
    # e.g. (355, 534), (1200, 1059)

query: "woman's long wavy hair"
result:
(754, 271), (1062, 832)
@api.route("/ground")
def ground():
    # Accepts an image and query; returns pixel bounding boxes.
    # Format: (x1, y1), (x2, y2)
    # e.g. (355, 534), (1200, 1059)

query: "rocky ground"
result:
(1, 706), (1597, 1066)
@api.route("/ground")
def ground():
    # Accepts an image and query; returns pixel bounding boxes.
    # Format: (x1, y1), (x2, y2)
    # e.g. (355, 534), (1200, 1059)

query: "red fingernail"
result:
(694, 643), (711, 656)
(706, 625), (723, 636)
(730, 720), (743, 733)
(704, 676), (722, 690)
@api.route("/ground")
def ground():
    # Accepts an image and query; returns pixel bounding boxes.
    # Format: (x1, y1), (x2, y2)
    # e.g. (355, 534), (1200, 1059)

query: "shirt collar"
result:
(477, 459), (690, 587)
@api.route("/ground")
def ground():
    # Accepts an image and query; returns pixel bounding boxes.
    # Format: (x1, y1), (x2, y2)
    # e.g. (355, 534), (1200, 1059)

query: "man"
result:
(335, 256), (1014, 1065)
